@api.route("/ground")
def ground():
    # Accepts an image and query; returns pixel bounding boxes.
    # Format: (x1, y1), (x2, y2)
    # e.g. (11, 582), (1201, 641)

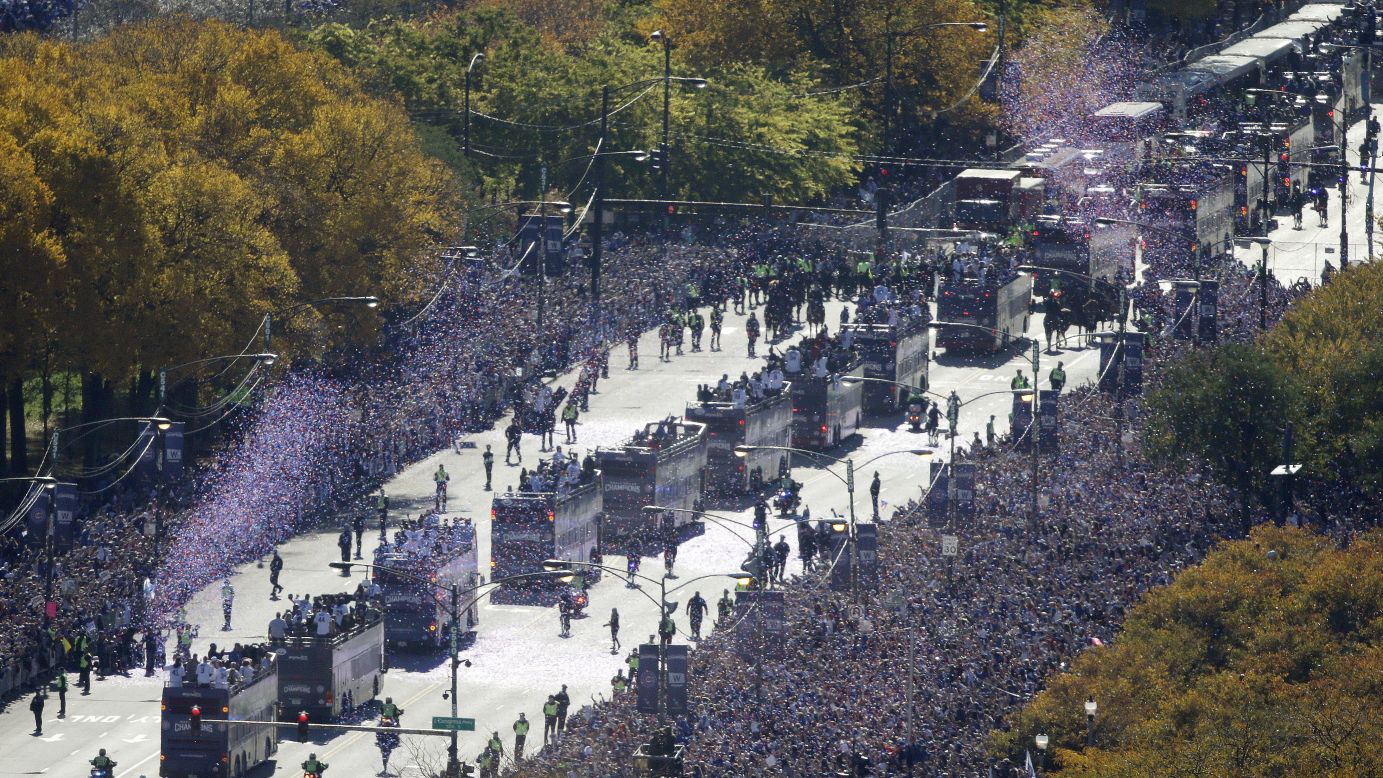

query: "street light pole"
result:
(652, 30), (673, 237)
(463, 53), (484, 160)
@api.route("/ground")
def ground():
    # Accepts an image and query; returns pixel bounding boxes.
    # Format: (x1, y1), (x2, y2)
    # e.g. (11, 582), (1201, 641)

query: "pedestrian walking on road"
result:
(352, 513), (365, 559)
(482, 444), (495, 491)
(29, 690), (44, 735)
(505, 419), (523, 465)
(686, 592), (708, 640)
(433, 463), (450, 512)
(604, 607), (621, 653)
(337, 529), (352, 566)
(269, 550), (284, 599)
(554, 685), (570, 734)
(870, 472), (882, 519)
(709, 306), (723, 351)
(53, 671), (67, 717)
(221, 579), (235, 631)
(375, 488), (388, 538)
(512, 713), (529, 760)
(627, 330), (639, 370)
(745, 312), (760, 357)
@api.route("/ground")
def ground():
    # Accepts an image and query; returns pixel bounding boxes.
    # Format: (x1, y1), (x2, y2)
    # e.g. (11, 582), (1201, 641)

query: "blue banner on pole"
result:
(1038, 390), (1060, 453)
(1097, 334), (1119, 392)
(856, 524), (878, 589)
(1173, 282), (1196, 340)
(53, 482), (77, 550)
(1012, 393), (1034, 449)
(136, 421), (158, 479)
(926, 461), (948, 527)
(664, 645), (689, 717)
(1197, 280), (1219, 343)
(954, 462), (976, 519)
(26, 488), (50, 545)
(1123, 333), (1145, 395)
(637, 644), (660, 713)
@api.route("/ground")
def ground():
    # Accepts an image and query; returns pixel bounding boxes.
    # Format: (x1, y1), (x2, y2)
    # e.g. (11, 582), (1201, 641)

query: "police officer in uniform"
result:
(1050, 361), (1067, 392)
(89, 749), (116, 773)
(512, 713), (530, 759)
(379, 697), (403, 722)
(53, 670), (67, 717)
(542, 696), (558, 743)
(301, 753), (328, 775)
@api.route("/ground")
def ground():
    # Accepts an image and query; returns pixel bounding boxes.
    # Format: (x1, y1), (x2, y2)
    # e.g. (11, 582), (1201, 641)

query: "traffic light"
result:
(875, 187), (893, 231)
(297, 711), (310, 743)
(190, 705), (201, 733)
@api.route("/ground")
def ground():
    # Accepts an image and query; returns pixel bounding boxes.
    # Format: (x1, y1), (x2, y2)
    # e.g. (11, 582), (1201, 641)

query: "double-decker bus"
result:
(935, 273), (1033, 353)
(596, 419), (707, 543)
(373, 518), (478, 649)
(685, 385), (793, 495)
(490, 471), (602, 597)
(159, 650), (278, 778)
(276, 606), (385, 723)
(842, 318), (929, 415)
(790, 363), (864, 450)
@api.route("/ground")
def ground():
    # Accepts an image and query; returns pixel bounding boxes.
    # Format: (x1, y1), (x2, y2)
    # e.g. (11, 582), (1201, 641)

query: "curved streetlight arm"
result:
(854, 447), (936, 471)
(895, 20), (988, 38)
(644, 505), (830, 548)
(609, 75), (708, 95)
(734, 444), (851, 487)
(162, 353), (278, 375)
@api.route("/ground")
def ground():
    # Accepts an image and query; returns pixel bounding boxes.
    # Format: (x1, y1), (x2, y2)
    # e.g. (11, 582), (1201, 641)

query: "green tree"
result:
(1144, 343), (1297, 524)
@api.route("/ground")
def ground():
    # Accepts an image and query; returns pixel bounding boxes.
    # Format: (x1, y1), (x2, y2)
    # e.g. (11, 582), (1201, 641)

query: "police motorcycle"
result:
(88, 750), (116, 778)
(771, 475), (801, 518)
(301, 753), (329, 778)
(906, 393), (926, 433)
(558, 585), (589, 617)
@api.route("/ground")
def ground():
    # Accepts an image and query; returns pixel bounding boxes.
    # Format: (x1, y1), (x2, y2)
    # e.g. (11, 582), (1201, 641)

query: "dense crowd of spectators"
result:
(501, 241), (1335, 776)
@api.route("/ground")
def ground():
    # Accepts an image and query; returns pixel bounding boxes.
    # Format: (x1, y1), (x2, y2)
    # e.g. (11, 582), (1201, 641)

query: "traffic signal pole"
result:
(448, 582), (461, 778)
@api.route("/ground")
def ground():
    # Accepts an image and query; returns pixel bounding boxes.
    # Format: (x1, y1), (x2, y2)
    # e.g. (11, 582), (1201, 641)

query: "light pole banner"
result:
(1123, 333), (1145, 395)
(954, 463), (977, 519)
(1172, 282), (1196, 340)
(1038, 390), (1060, 453)
(162, 421), (185, 479)
(1197, 280), (1219, 343)
(53, 482), (78, 550)
(926, 461), (948, 527)
(856, 524), (879, 589)
(636, 643), (660, 713)
(664, 645), (689, 716)
(1097, 335), (1120, 392)
(26, 489), (51, 545)
(136, 421), (158, 478)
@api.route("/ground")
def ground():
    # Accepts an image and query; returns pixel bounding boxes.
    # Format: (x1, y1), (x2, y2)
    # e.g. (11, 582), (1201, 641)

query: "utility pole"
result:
(659, 31), (673, 239)
(1340, 104), (1351, 267)
(1260, 134), (1272, 331)
(1028, 340), (1040, 525)
(846, 458), (858, 603)
(537, 164), (548, 332)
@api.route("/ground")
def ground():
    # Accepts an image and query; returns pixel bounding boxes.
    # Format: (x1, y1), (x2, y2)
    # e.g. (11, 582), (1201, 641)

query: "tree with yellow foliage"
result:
(993, 525), (1383, 777)
(0, 18), (462, 469)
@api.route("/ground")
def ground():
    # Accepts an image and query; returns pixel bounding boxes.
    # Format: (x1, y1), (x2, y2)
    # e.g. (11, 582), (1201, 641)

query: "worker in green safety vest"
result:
(512, 713), (530, 759)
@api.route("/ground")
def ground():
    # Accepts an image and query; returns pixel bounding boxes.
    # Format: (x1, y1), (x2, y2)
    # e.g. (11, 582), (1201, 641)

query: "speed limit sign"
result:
(941, 535), (959, 557)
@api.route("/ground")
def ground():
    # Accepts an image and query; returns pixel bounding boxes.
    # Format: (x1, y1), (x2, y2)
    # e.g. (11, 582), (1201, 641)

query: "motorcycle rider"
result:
(89, 749), (116, 774)
(301, 753), (328, 775)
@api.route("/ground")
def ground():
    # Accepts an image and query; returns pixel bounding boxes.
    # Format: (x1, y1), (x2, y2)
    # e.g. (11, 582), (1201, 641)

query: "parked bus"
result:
(159, 648), (278, 778)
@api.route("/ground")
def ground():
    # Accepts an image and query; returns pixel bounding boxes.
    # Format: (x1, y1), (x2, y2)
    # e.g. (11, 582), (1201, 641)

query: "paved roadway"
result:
(7, 109), (1376, 778)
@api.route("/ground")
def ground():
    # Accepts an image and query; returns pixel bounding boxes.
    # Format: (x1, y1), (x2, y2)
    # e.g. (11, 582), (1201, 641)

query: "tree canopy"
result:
(0, 17), (460, 403)
(304, 7), (863, 217)
(994, 525), (1383, 777)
